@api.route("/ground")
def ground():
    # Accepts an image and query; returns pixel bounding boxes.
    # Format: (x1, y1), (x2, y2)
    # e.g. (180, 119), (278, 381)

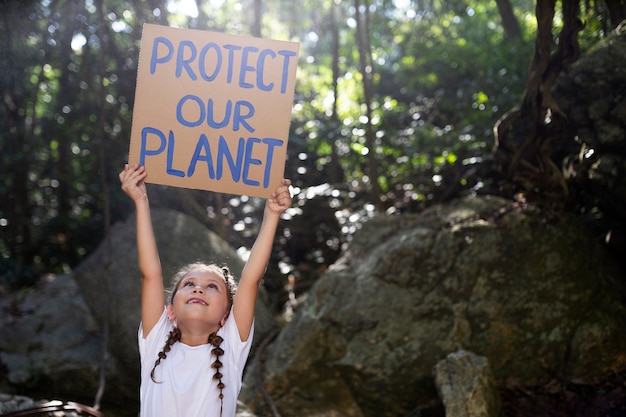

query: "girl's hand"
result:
(119, 163), (148, 203)
(267, 178), (292, 215)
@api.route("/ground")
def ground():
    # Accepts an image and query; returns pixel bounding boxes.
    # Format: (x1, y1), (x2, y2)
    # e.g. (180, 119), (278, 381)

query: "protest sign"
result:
(128, 23), (300, 197)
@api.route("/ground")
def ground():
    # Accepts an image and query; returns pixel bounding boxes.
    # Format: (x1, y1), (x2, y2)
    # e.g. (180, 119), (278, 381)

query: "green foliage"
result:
(290, 0), (535, 206)
(0, 0), (156, 284)
(0, 0), (613, 287)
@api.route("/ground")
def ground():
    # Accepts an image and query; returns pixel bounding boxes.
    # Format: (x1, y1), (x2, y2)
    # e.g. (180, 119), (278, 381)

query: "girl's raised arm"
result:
(119, 164), (164, 336)
(233, 179), (292, 341)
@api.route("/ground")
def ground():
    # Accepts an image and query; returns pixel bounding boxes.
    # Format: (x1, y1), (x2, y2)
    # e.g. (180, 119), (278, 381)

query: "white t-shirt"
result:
(138, 307), (253, 417)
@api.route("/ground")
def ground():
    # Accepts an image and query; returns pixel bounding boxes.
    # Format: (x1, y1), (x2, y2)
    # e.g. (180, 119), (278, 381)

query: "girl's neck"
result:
(178, 324), (220, 346)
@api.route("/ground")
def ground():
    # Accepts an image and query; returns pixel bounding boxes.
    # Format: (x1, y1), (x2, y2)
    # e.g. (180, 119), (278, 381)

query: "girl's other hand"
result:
(267, 178), (292, 215)
(119, 163), (148, 203)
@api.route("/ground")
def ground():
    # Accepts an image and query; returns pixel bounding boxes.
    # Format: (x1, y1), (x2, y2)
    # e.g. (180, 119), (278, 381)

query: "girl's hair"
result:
(150, 263), (237, 414)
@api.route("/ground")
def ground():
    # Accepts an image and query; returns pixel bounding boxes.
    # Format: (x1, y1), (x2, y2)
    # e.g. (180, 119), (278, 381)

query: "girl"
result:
(119, 163), (292, 417)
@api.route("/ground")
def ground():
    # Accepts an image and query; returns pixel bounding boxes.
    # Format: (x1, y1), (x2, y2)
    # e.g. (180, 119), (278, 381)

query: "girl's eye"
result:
(184, 281), (194, 287)
(208, 283), (217, 290)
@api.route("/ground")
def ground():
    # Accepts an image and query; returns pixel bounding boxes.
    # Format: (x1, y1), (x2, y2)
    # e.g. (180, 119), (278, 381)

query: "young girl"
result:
(119, 163), (292, 417)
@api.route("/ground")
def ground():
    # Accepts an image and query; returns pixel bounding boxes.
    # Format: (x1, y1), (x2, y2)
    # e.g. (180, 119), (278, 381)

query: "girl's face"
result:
(168, 268), (230, 330)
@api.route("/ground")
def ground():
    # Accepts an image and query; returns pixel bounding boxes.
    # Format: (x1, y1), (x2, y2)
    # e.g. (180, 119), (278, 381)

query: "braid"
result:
(150, 327), (181, 383)
(221, 266), (236, 307)
(208, 332), (225, 416)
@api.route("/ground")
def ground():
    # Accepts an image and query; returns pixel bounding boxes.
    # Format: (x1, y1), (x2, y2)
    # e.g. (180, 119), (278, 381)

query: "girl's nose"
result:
(193, 285), (204, 293)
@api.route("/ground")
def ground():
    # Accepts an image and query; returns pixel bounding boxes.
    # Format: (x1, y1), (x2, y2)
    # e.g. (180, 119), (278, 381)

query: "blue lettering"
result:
(239, 46), (259, 89)
(233, 100), (255, 132)
(261, 137), (283, 188)
(141, 129), (284, 188)
(242, 137), (262, 186)
(140, 127), (167, 166)
(166, 130), (185, 177)
(149, 37), (296, 94)
(216, 135), (244, 182)
(207, 99), (232, 129)
(187, 133), (215, 178)
(257, 49), (276, 91)
(278, 50), (297, 93)
(198, 42), (221, 81)
(176, 95), (205, 127)
(150, 37), (174, 75)
(176, 40), (197, 80)
(222, 44), (242, 84)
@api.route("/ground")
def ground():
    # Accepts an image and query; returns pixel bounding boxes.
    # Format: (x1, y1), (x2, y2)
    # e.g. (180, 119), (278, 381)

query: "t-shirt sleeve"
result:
(138, 307), (172, 375)
(220, 309), (254, 383)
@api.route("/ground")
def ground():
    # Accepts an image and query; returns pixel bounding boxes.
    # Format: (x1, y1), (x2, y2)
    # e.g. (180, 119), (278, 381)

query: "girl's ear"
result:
(167, 305), (176, 323)
(220, 313), (229, 328)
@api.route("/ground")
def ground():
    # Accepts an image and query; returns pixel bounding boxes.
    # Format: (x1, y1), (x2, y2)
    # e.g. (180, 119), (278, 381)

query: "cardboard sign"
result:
(128, 24), (299, 198)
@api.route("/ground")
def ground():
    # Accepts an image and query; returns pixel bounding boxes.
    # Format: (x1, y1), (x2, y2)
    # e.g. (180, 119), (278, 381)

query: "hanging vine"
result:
(493, 0), (584, 212)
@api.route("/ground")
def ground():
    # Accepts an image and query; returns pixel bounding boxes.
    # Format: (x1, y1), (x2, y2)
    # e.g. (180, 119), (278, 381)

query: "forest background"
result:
(1, 0), (625, 308)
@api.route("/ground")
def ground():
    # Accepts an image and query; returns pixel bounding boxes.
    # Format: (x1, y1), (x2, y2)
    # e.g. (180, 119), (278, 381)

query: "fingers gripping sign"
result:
(267, 178), (292, 215)
(120, 163), (149, 202)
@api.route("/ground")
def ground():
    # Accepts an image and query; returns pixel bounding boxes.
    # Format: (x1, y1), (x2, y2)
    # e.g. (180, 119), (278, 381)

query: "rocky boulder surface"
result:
(2, 199), (625, 417)
(434, 350), (501, 417)
(240, 196), (626, 416)
(0, 274), (116, 407)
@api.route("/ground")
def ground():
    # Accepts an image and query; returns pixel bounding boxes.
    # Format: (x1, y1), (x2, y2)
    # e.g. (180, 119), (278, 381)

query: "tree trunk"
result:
(93, 0), (114, 408)
(0, 3), (37, 282)
(495, 0), (522, 40)
(194, 0), (210, 29)
(327, 0), (345, 184)
(53, 0), (80, 264)
(493, 0), (583, 211)
(251, 0), (262, 37)
(602, 0), (626, 30)
(353, 0), (382, 206)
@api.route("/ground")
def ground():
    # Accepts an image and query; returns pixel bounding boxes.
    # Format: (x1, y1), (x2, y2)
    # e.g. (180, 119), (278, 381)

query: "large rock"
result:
(240, 196), (626, 416)
(433, 350), (500, 417)
(0, 274), (127, 408)
(0, 394), (37, 414)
